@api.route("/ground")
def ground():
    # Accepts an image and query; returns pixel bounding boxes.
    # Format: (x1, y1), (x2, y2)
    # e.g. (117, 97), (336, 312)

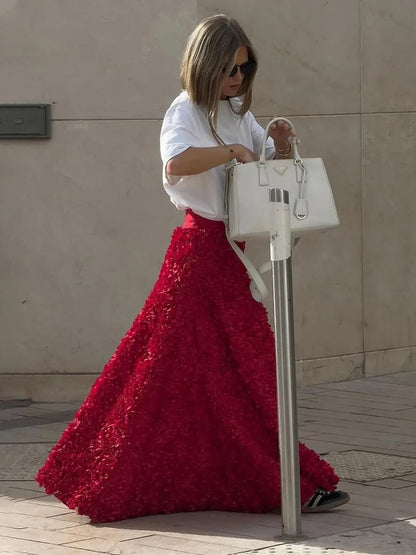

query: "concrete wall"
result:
(1, 0), (415, 400)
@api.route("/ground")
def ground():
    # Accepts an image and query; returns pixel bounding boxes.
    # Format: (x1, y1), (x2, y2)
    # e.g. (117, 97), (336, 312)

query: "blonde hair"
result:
(180, 14), (258, 145)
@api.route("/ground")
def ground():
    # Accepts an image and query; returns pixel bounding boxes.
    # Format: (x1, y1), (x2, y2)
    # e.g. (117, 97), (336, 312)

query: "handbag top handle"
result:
(258, 117), (308, 219)
(260, 117), (302, 164)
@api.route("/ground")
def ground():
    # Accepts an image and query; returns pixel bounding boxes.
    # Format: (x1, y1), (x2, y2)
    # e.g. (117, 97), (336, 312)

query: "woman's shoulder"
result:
(165, 91), (198, 117)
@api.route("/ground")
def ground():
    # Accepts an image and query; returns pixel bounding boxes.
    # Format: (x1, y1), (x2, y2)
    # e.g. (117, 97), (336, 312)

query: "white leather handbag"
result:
(224, 117), (340, 241)
(224, 117), (340, 301)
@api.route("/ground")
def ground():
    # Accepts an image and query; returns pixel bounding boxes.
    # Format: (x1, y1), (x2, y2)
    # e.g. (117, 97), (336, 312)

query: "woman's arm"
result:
(166, 144), (257, 176)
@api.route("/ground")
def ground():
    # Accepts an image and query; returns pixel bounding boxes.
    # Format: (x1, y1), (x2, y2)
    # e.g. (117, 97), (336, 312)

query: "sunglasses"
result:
(226, 61), (256, 77)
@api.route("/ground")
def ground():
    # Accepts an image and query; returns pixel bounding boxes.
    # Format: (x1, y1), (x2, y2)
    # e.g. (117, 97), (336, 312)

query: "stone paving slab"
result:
(373, 373), (416, 385)
(366, 477), (416, 488)
(0, 370), (415, 554)
(0, 444), (54, 479)
(322, 450), (416, 481)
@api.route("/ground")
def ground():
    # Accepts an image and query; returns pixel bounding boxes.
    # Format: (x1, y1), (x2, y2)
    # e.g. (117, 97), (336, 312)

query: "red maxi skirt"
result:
(36, 210), (338, 522)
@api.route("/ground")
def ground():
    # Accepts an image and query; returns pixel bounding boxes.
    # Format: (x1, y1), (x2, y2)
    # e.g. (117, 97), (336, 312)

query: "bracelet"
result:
(275, 141), (292, 157)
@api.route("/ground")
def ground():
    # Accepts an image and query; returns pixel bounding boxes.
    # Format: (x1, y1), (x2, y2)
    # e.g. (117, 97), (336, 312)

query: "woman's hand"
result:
(230, 144), (258, 163)
(268, 121), (295, 151)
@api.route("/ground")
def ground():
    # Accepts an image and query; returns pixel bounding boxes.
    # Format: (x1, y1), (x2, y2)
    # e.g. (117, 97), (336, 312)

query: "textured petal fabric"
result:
(36, 211), (338, 522)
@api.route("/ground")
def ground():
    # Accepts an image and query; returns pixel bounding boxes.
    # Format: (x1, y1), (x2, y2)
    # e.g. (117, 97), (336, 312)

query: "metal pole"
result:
(269, 188), (302, 538)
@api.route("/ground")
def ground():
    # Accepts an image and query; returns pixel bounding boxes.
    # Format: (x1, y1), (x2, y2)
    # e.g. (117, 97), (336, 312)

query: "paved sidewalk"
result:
(1, 371), (416, 554)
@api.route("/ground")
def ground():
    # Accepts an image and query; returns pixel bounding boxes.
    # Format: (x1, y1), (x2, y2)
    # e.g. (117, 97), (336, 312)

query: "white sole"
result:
(302, 492), (350, 513)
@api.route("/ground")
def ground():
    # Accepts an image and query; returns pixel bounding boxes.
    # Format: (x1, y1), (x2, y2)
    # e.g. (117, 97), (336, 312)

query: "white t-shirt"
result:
(160, 91), (275, 221)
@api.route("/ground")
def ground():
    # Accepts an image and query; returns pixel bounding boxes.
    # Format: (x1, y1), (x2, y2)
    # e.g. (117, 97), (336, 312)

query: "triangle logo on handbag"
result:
(274, 166), (288, 176)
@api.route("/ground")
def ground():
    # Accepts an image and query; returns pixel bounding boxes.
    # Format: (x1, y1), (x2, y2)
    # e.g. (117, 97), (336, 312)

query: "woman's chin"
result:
(221, 85), (241, 98)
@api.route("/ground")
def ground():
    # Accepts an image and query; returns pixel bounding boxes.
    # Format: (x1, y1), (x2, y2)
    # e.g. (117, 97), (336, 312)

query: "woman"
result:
(36, 14), (349, 522)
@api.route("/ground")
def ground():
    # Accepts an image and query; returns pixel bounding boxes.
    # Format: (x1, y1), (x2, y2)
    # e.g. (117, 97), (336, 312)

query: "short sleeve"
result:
(160, 103), (200, 186)
(248, 112), (275, 160)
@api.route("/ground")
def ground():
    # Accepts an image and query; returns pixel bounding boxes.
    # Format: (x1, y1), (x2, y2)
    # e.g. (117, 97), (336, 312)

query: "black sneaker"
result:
(302, 489), (350, 513)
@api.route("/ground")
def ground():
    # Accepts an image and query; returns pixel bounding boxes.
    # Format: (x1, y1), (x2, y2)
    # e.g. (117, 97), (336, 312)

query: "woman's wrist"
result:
(226, 143), (242, 162)
(274, 139), (292, 157)
(223, 144), (235, 162)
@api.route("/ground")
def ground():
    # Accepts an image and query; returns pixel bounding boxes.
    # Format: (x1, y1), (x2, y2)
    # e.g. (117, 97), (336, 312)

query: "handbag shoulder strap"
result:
(225, 227), (268, 301)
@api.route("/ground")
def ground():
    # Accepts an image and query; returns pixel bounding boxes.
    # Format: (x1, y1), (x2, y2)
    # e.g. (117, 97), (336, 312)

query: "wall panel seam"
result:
(360, 0), (365, 361)
(50, 111), (416, 123)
